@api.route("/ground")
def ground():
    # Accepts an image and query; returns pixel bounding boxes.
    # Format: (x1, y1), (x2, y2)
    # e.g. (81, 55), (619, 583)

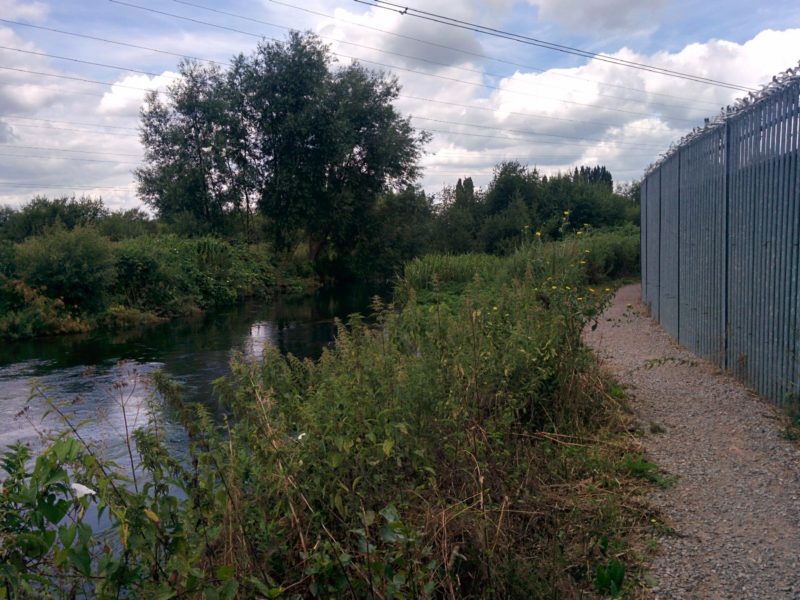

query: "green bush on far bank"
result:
(0, 230), (310, 340)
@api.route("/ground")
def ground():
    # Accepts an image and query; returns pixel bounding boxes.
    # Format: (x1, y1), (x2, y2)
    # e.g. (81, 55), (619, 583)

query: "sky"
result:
(0, 0), (799, 209)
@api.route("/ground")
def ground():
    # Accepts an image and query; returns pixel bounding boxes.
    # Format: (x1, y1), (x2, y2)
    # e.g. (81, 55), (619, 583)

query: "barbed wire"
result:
(643, 62), (800, 178)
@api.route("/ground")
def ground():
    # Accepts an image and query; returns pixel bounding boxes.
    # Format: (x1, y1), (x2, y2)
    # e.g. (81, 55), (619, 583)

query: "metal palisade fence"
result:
(641, 65), (800, 406)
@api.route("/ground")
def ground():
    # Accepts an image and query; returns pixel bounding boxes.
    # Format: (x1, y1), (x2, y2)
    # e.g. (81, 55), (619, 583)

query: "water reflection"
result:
(0, 285), (384, 456)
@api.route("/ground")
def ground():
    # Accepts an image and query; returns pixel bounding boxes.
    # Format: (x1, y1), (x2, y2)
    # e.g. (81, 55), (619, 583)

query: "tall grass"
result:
(0, 229), (650, 598)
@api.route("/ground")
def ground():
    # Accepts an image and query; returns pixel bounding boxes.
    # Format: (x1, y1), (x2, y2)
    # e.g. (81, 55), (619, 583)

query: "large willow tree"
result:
(136, 32), (428, 262)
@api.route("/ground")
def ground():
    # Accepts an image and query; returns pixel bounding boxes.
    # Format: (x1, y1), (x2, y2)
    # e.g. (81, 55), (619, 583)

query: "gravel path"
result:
(584, 283), (800, 599)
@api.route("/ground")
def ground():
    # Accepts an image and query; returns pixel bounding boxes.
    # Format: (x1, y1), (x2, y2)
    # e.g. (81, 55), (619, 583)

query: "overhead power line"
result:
(1, 120), (139, 137)
(0, 18), (228, 67)
(410, 116), (665, 149)
(0, 182), (135, 191)
(0, 144), (141, 157)
(0, 19), (694, 134)
(0, 65), (157, 93)
(354, 0), (757, 92)
(106, 0), (699, 123)
(0, 45), (672, 148)
(0, 45), (178, 80)
(265, 0), (722, 109)
(0, 60), (662, 148)
(0, 115), (138, 132)
(397, 94), (669, 133)
(168, 0), (708, 113)
(0, 152), (138, 165)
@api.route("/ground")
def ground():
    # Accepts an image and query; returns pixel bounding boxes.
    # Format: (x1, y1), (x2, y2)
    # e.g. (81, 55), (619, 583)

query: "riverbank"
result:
(585, 284), (800, 598)
(0, 230), (654, 598)
(0, 231), (319, 341)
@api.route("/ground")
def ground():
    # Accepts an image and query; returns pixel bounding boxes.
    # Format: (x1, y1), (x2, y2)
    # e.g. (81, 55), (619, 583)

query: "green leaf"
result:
(379, 525), (399, 543)
(216, 565), (235, 580)
(68, 544), (92, 576)
(333, 493), (344, 516)
(41, 467), (69, 489)
(59, 524), (77, 548)
(40, 498), (70, 525)
(248, 577), (281, 597)
(382, 439), (394, 457)
(219, 579), (239, 600)
(380, 504), (399, 524)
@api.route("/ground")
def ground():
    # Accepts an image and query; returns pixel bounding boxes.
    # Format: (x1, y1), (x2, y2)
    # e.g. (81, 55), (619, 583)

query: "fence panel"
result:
(641, 70), (800, 406)
(644, 170), (661, 317)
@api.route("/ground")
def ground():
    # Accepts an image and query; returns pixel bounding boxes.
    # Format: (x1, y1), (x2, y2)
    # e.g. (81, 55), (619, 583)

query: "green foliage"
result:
(595, 559), (626, 597)
(137, 32), (428, 278)
(433, 164), (640, 255)
(95, 208), (157, 241)
(1, 238), (652, 597)
(337, 187), (434, 281)
(112, 235), (278, 314)
(0, 277), (88, 339)
(0, 195), (107, 242)
(622, 455), (676, 488)
(0, 220), (299, 340)
(15, 226), (116, 312)
(573, 225), (641, 282)
(0, 239), (14, 277)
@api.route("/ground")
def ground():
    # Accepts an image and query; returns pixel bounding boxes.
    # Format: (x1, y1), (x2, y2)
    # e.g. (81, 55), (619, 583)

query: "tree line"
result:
(134, 31), (638, 279)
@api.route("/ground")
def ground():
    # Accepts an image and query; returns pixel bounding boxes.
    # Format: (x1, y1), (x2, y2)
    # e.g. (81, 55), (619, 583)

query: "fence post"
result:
(724, 119), (731, 370)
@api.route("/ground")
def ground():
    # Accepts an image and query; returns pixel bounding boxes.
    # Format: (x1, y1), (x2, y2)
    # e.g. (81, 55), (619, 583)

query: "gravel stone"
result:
(584, 284), (800, 600)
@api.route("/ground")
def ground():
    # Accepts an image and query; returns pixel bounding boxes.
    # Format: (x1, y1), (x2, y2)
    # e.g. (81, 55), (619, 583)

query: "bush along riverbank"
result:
(0, 229), (656, 598)
(0, 228), (317, 341)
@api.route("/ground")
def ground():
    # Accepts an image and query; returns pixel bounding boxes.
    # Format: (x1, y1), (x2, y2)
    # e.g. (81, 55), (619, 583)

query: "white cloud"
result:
(98, 72), (178, 115)
(528, 0), (668, 33)
(0, 0), (49, 23)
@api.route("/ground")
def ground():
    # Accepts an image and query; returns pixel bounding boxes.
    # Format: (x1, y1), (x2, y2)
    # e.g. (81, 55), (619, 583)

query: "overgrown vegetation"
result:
(0, 31), (641, 342)
(0, 199), (315, 340)
(0, 231), (653, 598)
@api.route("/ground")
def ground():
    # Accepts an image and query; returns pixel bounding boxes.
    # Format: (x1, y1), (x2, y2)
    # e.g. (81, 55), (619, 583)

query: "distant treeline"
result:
(0, 155), (638, 340)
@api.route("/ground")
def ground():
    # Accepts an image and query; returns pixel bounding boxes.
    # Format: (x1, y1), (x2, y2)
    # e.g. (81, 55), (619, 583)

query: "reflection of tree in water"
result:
(0, 283), (387, 405)
(0, 284), (388, 486)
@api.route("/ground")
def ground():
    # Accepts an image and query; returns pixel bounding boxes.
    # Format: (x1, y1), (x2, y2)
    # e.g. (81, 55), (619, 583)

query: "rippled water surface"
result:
(0, 286), (382, 460)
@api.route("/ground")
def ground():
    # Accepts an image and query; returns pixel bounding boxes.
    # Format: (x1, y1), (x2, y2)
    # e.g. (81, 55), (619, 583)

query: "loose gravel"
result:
(584, 283), (800, 599)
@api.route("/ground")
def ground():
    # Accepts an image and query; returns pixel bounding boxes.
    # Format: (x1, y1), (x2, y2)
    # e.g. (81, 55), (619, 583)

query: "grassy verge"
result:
(0, 229), (656, 598)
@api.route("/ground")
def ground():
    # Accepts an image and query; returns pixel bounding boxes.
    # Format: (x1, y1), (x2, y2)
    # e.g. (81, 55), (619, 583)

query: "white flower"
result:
(297, 432), (307, 441)
(70, 483), (96, 498)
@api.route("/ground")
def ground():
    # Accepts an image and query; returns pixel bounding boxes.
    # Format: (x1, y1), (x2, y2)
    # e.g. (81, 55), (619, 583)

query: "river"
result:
(0, 286), (383, 464)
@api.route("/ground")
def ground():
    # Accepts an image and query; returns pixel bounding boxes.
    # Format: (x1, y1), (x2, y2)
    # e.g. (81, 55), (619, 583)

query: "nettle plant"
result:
(0, 375), (271, 600)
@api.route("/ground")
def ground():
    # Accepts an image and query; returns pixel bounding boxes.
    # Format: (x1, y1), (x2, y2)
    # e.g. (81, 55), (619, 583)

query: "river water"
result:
(0, 286), (381, 464)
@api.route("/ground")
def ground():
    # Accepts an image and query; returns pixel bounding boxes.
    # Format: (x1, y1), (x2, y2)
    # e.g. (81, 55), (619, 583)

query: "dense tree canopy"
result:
(136, 32), (428, 271)
(432, 162), (639, 255)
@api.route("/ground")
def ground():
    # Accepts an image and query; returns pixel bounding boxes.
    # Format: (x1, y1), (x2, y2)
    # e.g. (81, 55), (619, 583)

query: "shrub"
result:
(14, 227), (116, 312)
(96, 208), (157, 241)
(0, 195), (107, 242)
(0, 277), (87, 339)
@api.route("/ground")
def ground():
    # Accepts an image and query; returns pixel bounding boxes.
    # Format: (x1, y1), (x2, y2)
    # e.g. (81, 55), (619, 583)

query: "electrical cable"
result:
(354, 0), (755, 92)
(266, 0), (723, 107)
